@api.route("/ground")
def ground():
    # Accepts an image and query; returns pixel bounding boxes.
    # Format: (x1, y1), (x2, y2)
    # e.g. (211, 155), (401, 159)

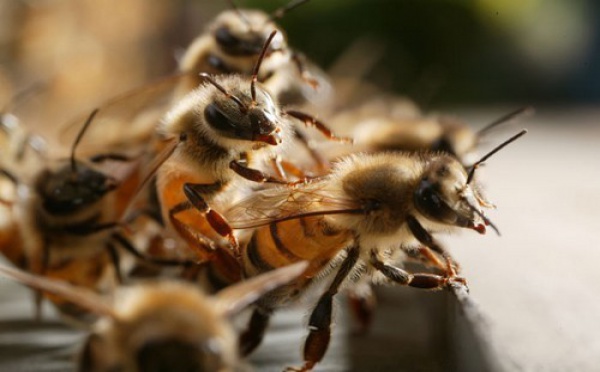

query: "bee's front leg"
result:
(182, 183), (239, 258)
(407, 215), (462, 277)
(370, 251), (466, 290)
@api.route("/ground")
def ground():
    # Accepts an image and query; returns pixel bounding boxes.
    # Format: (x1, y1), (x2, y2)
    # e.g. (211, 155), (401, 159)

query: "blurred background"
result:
(1, 0), (599, 127)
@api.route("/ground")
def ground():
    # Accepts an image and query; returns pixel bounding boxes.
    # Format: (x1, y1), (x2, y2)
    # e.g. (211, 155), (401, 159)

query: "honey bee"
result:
(325, 103), (533, 328)
(330, 99), (533, 168)
(0, 109), (193, 319)
(225, 130), (526, 371)
(157, 30), (348, 261)
(0, 260), (308, 372)
(177, 0), (331, 106)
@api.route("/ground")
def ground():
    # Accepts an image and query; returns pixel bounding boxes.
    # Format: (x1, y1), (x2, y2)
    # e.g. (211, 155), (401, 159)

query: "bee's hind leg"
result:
(239, 307), (272, 356)
(286, 245), (360, 372)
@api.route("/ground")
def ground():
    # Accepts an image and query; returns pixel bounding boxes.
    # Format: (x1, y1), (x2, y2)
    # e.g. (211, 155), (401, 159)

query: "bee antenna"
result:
(200, 73), (248, 113)
(476, 106), (534, 137)
(271, 0), (310, 20)
(251, 30), (277, 103)
(467, 129), (527, 185)
(71, 108), (99, 174)
(226, 0), (252, 29)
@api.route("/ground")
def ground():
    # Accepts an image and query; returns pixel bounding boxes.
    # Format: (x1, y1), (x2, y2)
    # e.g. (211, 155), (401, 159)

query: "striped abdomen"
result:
(243, 216), (352, 288)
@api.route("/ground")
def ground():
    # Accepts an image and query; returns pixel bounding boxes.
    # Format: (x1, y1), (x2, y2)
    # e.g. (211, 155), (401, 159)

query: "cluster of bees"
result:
(0, 1), (529, 371)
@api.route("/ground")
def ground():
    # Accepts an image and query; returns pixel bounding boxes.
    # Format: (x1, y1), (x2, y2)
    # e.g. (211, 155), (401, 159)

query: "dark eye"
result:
(215, 26), (239, 48)
(204, 103), (237, 132)
(417, 184), (444, 213)
(414, 180), (469, 227)
(214, 26), (264, 55)
(414, 180), (453, 223)
(204, 103), (253, 140)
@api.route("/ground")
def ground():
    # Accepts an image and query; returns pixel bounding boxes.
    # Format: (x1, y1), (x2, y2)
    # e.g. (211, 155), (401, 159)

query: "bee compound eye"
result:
(204, 103), (237, 132)
(204, 103), (254, 141)
(215, 26), (239, 48)
(414, 180), (447, 222)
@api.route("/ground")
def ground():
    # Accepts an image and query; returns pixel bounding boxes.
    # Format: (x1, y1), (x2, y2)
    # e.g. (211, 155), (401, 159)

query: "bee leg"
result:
(270, 154), (316, 182)
(239, 308), (272, 356)
(183, 183), (240, 256)
(270, 155), (287, 180)
(370, 251), (465, 289)
(229, 160), (287, 184)
(291, 51), (320, 89)
(293, 128), (329, 172)
(407, 215), (460, 276)
(285, 110), (353, 143)
(105, 242), (122, 284)
(417, 246), (448, 272)
(111, 232), (198, 268)
(168, 201), (219, 261)
(290, 245), (360, 372)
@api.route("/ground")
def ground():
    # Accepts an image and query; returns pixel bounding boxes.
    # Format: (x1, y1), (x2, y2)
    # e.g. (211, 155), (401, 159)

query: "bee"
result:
(157, 30), (349, 261)
(0, 261), (308, 372)
(0, 109), (193, 320)
(177, 0), (331, 106)
(330, 99), (533, 169)
(325, 103), (533, 329)
(225, 130), (526, 371)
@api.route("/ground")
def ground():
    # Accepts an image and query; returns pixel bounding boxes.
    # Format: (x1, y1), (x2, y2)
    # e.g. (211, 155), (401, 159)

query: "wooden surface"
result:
(447, 107), (600, 371)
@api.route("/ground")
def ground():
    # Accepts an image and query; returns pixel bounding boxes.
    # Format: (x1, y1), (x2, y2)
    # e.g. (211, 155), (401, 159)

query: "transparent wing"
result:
(225, 182), (361, 229)
(299, 59), (335, 107)
(0, 263), (116, 318)
(58, 72), (196, 155)
(214, 261), (308, 316)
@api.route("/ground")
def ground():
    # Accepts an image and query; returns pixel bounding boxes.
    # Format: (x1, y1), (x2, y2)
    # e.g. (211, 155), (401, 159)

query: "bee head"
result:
(200, 30), (284, 147)
(213, 10), (286, 57)
(36, 163), (118, 216)
(202, 81), (281, 146)
(414, 156), (488, 233)
(136, 337), (224, 372)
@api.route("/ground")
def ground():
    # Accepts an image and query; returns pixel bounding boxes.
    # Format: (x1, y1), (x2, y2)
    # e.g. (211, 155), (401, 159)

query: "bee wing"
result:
(0, 263), (116, 318)
(214, 261), (308, 316)
(298, 59), (334, 108)
(58, 72), (196, 155)
(225, 183), (361, 229)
